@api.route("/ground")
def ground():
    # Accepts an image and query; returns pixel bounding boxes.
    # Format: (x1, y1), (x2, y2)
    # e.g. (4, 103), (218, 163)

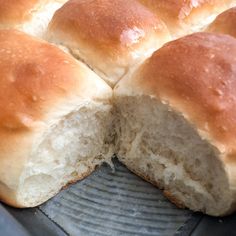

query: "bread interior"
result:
(18, 101), (113, 207)
(115, 95), (232, 216)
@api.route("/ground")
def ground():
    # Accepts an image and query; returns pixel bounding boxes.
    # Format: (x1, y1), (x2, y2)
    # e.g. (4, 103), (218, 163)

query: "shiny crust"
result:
(0, 29), (112, 207)
(0, 29), (98, 131)
(49, 0), (167, 56)
(116, 33), (236, 156)
(0, 28), (111, 142)
(114, 32), (236, 215)
(137, 0), (234, 35)
(207, 7), (236, 38)
(47, 0), (170, 86)
(0, 0), (41, 25)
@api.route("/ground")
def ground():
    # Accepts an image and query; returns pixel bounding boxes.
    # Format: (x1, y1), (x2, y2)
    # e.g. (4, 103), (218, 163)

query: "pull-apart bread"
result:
(206, 7), (236, 38)
(46, 0), (171, 87)
(0, 0), (236, 217)
(0, 29), (113, 207)
(114, 32), (236, 216)
(0, 0), (67, 37)
(137, 0), (236, 37)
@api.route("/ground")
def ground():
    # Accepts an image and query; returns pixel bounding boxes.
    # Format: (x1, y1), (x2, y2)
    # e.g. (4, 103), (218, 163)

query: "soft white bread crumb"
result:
(113, 32), (236, 216)
(18, 101), (113, 207)
(114, 95), (234, 216)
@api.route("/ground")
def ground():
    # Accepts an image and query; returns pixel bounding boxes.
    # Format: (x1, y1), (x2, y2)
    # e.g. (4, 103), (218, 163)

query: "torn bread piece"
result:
(114, 32), (236, 216)
(0, 29), (113, 207)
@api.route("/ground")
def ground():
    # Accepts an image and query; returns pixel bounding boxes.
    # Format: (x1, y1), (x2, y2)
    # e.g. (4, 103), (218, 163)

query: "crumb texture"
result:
(19, 102), (113, 207)
(116, 95), (233, 216)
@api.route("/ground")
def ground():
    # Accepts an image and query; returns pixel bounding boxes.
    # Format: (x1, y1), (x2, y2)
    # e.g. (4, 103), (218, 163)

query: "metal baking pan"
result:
(1, 159), (236, 236)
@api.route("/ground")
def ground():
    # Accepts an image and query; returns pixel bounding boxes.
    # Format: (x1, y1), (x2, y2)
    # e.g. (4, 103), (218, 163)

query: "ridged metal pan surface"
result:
(40, 159), (191, 236)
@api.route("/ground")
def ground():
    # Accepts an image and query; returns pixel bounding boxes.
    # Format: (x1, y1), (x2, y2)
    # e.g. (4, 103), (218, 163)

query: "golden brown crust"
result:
(49, 0), (167, 57)
(47, 0), (170, 86)
(0, 30), (79, 130)
(137, 0), (233, 35)
(123, 32), (236, 156)
(0, 29), (102, 131)
(0, 0), (42, 25)
(0, 29), (112, 208)
(207, 7), (236, 38)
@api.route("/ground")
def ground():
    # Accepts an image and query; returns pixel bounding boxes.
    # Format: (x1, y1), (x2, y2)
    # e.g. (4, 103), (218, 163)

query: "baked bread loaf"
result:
(0, 29), (113, 207)
(137, 0), (235, 37)
(0, 0), (236, 217)
(0, 0), (67, 37)
(46, 0), (171, 87)
(114, 32), (236, 216)
(206, 7), (236, 38)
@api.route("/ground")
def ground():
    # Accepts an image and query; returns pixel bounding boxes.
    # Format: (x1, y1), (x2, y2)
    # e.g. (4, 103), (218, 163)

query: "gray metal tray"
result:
(1, 159), (236, 236)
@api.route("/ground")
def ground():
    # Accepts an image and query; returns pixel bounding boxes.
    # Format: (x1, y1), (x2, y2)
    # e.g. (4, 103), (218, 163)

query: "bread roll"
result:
(46, 0), (171, 87)
(137, 0), (235, 37)
(0, 0), (67, 37)
(114, 32), (236, 216)
(206, 7), (236, 38)
(0, 29), (113, 208)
